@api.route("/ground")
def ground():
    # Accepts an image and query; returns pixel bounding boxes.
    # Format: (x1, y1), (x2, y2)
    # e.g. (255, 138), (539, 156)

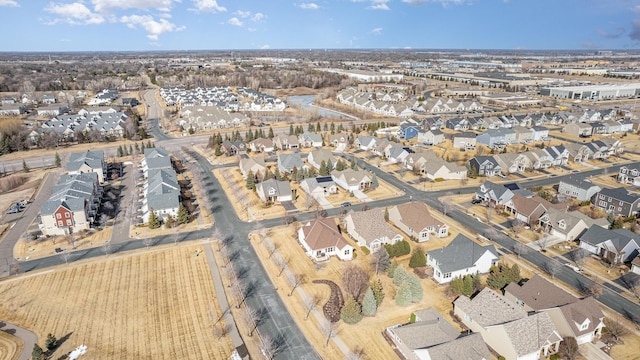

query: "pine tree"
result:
(308, 123), (314, 132)
(148, 209), (161, 229)
(393, 265), (408, 286)
(326, 160), (334, 173)
(335, 159), (345, 171)
(387, 260), (398, 278)
(340, 298), (363, 324)
(117, 145), (124, 157)
(214, 145), (222, 156)
(319, 160), (328, 176)
(289, 124), (294, 135)
(45, 333), (57, 351)
(263, 168), (274, 180)
(409, 248), (427, 268)
(350, 158), (356, 169)
(371, 173), (379, 188)
(291, 166), (298, 181)
(22, 159), (29, 173)
(268, 127), (274, 139)
(177, 204), (189, 224)
(54, 152), (61, 167)
(274, 168), (282, 181)
(129, 144), (133, 155)
(135, 143), (140, 152)
(32, 344), (44, 360)
(395, 281), (412, 307)
(407, 274), (424, 302)
(246, 171), (256, 190)
(370, 279), (385, 306)
(462, 274), (474, 297)
(316, 122), (321, 132)
(361, 287), (377, 316)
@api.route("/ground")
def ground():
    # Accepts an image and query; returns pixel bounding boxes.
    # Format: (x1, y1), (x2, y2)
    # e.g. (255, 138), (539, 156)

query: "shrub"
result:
(370, 279), (385, 306)
(387, 261), (398, 278)
(409, 313), (416, 323)
(409, 248), (426, 268)
(359, 246), (370, 255)
(340, 298), (363, 324)
(434, 177), (444, 182)
(385, 240), (411, 258)
(45, 333), (57, 351)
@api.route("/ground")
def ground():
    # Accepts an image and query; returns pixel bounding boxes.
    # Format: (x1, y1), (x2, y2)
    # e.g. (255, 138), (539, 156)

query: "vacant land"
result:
(0, 245), (233, 359)
(0, 169), (48, 214)
(0, 330), (22, 360)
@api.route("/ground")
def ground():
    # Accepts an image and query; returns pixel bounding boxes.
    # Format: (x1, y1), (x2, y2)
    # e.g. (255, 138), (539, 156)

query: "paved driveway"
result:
(580, 342), (612, 360)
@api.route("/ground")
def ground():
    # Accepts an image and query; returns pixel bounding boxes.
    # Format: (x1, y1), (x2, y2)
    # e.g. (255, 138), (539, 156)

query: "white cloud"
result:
(298, 2), (320, 10)
(260, 44), (270, 49)
(248, 27), (256, 32)
(252, 12), (265, 22)
(92, 0), (179, 13)
(228, 17), (243, 26)
(371, 27), (383, 34)
(44, 2), (105, 25)
(368, 0), (390, 10)
(120, 14), (184, 40)
(234, 10), (265, 22)
(235, 10), (251, 18)
(401, 0), (468, 5)
(0, 0), (18, 7)
(190, 0), (226, 13)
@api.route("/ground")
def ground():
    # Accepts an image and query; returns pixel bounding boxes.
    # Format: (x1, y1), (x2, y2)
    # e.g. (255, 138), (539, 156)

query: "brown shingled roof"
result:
(504, 275), (577, 311)
(301, 218), (349, 251)
(392, 201), (442, 231)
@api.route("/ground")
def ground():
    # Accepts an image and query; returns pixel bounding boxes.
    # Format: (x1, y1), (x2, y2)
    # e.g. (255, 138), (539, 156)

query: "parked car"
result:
(471, 199), (482, 205)
(341, 201), (351, 207)
(7, 206), (20, 214)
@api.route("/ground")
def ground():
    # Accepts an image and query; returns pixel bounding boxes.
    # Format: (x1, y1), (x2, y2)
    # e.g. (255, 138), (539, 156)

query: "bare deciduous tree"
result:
(342, 264), (371, 301)
(303, 293), (322, 320)
(321, 319), (339, 347)
(274, 254), (288, 277)
(142, 238), (153, 249)
(212, 323), (230, 340)
(586, 283), (603, 298)
(485, 207), (495, 224)
(370, 247), (390, 276)
(259, 334), (283, 360)
(569, 248), (590, 270)
(440, 194), (453, 215)
(102, 241), (112, 256)
(513, 242), (529, 259)
(604, 317), (629, 343)
(59, 251), (72, 264)
(243, 305), (263, 337)
(347, 347), (366, 360)
(510, 219), (525, 238)
(287, 272), (306, 296)
(544, 260), (562, 279)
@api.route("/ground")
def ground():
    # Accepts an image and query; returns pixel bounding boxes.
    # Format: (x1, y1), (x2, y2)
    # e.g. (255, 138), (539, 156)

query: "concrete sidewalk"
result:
(202, 241), (246, 356)
(0, 320), (37, 360)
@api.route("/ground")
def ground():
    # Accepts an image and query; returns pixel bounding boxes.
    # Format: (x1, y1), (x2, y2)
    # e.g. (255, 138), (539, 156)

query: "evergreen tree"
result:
(22, 159), (29, 173)
(350, 158), (356, 169)
(361, 287), (377, 316)
(335, 159), (345, 171)
(148, 209), (161, 229)
(395, 281), (412, 307)
(319, 160), (328, 176)
(323, 123), (329, 131)
(370, 279), (385, 306)
(135, 142), (140, 152)
(462, 274), (474, 297)
(32, 344), (44, 360)
(409, 248), (427, 268)
(268, 127), (274, 139)
(326, 160), (334, 173)
(308, 167), (317, 178)
(129, 144), (133, 155)
(384, 208), (389, 221)
(45, 333), (57, 351)
(291, 166), (298, 181)
(393, 265), (408, 286)
(54, 152), (61, 167)
(214, 145), (222, 156)
(371, 173), (379, 188)
(246, 170), (256, 190)
(289, 124), (294, 135)
(165, 214), (175, 229)
(340, 298), (363, 324)
(308, 123), (314, 132)
(263, 168), (274, 180)
(407, 274), (423, 302)
(117, 145), (124, 157)
(274, 168), (282, 181)
(316, 122), (321, 132)
(177, 204), (189, 224)
(387, 260), (398, 278)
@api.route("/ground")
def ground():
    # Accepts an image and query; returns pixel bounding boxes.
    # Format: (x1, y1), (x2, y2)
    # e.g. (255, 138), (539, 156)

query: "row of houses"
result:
(161, 86), (287, 112)
(139, 148), (181, 223)
(563, 119), (634, 137)
(87, 89), (118, 106)
(39, 150), (106, 236)
(36, 107), (128, 140)
(178, 106), (250, 130)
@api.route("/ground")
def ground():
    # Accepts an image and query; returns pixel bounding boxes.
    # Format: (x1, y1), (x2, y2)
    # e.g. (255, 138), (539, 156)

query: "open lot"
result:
(0, 245), (233, 359)
(0, 169), (48, 217)
(0, 330), (22, 360)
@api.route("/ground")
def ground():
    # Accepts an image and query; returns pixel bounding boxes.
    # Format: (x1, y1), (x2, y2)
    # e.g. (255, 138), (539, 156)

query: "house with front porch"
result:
(563, 122), (593, 137)
(277, 153), (306, 174)
(256, 179), (293, 203)
(475, 181), (516, 207)
(427, 234), (499, 284)
(592, 187), (640, 217)
(558, 176), (601, 201)
(618, 164), (640, 186)
(273, 134), (300, 150)
(299, 132), (323, 148)
(469, 156), (502, 177)
(344, 209), (403, 253)
(307, 149), (335, 170)
(300, 176), (338, 197)
(452, 132), (476, 149)
(531, 126), (549, 141)
(331, 169), (372, 192)
(249, 138), (274, 153)
(355, 135), (377, 151)
(453, 288), (563, 360)
(298, 218), (354, 262)
(579, 225), (640, 264)
(388, 202), (448, 242)
(418, 129), (445, 145)
(537, 208), (609, 242)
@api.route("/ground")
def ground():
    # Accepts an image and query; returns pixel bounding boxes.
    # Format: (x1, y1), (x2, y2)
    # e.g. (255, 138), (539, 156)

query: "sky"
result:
(1, 0), (640, 52)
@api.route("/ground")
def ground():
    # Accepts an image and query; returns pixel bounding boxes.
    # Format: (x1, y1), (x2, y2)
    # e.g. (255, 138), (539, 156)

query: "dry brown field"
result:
(0, 245), (233, 359)
(0, 331), (22, 360)
(0, 169), (48, 214)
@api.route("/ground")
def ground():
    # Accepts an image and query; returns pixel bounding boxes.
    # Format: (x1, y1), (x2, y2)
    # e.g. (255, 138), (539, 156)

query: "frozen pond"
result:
(287, 95), (358, 119)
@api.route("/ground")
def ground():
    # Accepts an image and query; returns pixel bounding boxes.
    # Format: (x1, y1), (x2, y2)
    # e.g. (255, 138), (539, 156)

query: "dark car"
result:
(341, 202), (351, 207)
(471, 199), (482, 205)
(55, 248), (63, 253)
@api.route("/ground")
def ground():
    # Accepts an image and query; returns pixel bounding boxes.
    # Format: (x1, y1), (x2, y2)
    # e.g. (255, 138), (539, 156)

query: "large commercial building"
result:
(540, 83), (640, 101)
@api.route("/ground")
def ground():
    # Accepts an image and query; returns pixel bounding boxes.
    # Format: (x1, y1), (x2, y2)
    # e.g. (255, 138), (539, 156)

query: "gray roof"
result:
(257, 179), (292, 197)
(66, 150), (104, 172)
(146, 156), (172, 170)
(277, 153), (304, 172)
(390, 308), (460, 350)
(598, 187), (640, 205)
(41, 172), (98, 215)
(454, 288), (526, 327)
(560, 175), (599, 191)
(428, 234), (498, 274)
(422, 333), (491, 360)
(580, 225), (639, 252)
(504, 275), (577, 311)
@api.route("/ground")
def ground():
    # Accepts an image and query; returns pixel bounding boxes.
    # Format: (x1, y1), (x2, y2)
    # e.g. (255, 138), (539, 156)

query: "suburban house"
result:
(386, 307), (491, 360)
(453, 288), (563, 360)
(239, 157), (267, 179)
(579, 225), (640, 264)
(355, 135), (377, 151)
(538, 208), (609, 242)
(544, 298), (605, 345)
(386, 146), (411, 164)
(273, 134), (300, 150)
(404, 152), (440, 173)
(66, 150), (107, 184)
(220, 140), (246, 156)
(140, 148), (180, 224)
(388, 202), (449, 242)
(307, 149), (335, 170)
(558, 176), (601, 202)
(328, 132), (350, 151)
(617, 164), (640, 186)
(452, 132), (477, 149)
(418, 129), (445, 145)
(299, 132), (323, 148)
(531, 126), (549, 141)
(476, 128), (516, 148)
(297, 218), (354, 262)
(503, 194), (561, 226)
(475, 181), (517, 207)
(504, 275), (578, 312)
(423, 160), (467, 181)
(632, 255), (640, 274)
(563, 122), (593, 137)
(592, 187), (640, 217)
(344, 209), (403, 253)
(426, 234), (499, 284)
(256, 179), (293, 203)
(39, 172), (101, 236)
(249, 138), (274, 153)
(277, 153), (306, 174)
(300, 176), (338, 198)
(469, 156), (503, 177)
(331, 169), (372, 192)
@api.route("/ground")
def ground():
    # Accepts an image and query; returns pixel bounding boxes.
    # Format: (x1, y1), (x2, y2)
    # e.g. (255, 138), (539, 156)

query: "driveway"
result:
(352, 189), (371, 202)
(110, 163), (135, 243)
(312, 194), (333, 209)
(580, 342), (612, 360)
(0, 320), (38, 360)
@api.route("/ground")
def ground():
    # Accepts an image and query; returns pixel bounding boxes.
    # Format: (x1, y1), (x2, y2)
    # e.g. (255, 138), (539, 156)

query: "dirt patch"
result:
(312, 280), (344, 323)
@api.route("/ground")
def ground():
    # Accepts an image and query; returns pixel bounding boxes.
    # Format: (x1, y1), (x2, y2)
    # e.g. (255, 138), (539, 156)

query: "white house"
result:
(388, 202), (448, 242)
(298, 218), (354, 262)
(344, 209), (403, 253)
(427, 234), (499, 284)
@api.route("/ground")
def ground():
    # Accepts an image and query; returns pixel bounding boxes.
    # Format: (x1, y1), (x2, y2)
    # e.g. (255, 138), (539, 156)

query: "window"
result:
(66, 220), (72, 226)
(344, 249), (350, 255)
(599, 201), (607, 207)
(444, 273), (452, 279)
(65, 212), (70, 218)
(600, 194), (605, 200)
(56, 213), (62, 219)
(57, 221), (63, 227)
(463, 314), (473, 323)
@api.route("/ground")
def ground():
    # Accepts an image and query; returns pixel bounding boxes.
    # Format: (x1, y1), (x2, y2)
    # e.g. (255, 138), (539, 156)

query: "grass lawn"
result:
(0, 245), (233, 359)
